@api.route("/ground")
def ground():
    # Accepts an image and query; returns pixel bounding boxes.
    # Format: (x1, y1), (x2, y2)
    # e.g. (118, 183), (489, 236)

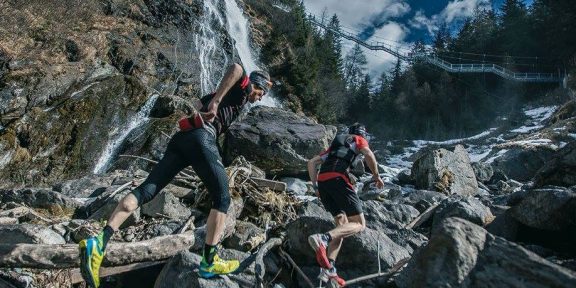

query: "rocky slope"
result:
(0, 0), (234, 187)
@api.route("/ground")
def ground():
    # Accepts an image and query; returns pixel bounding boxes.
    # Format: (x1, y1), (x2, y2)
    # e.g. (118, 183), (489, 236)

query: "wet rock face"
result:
(396, 218), (576, 288)
(0, 0), (234, 187)
(224, 106), (337, 176)
(411, 145), (478, 196)
(534, 141), (576, 188)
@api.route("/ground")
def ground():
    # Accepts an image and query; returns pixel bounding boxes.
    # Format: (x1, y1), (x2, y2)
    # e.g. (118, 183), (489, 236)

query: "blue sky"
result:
(302, 0), (534, 78)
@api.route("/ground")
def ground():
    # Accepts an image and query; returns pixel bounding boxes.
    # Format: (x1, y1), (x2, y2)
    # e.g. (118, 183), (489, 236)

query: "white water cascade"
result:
(93, 94), (159, 174)
(196, 0), (228, 95)
(224, 0), (280, 107)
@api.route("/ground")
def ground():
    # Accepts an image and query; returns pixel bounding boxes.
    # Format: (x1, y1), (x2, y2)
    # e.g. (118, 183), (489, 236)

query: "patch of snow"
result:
(412, 128), (497, 146)
(504, 139), (558, 149)
(524, 106), (557, 122)
(511, 125), (544, 133)
(569, 133), (576, 139)
(553, 127), (566, 131)
(485, 149), (508, 164)
(559, 142), (567, 149)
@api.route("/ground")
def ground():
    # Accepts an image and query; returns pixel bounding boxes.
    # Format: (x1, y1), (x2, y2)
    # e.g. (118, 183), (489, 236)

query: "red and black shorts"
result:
(318, 175), (363, 217)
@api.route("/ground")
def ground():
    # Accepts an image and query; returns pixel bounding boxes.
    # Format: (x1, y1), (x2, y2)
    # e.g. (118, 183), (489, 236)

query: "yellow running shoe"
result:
(198, 255), (240, 278)
(79, 233), (105, 288)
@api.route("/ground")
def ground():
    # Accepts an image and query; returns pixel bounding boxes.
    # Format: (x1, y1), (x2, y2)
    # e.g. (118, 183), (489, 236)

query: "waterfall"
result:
(93, 94), (159, 174)
(224, 0), (279, 107)
(196, 0), (227, 95)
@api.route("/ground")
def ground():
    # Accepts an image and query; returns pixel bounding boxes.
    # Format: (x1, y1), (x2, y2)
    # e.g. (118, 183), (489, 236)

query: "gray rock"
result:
(534, 142), (576, 188)
(364, 200), (420, 230)
(492, 146), (556, 182)
(509, 187), (576, 231)
(359, 181), (401, 201)
(285, 216), (411, 276)
(400, 188), (447, 211)
(142, 191), (191, 220)
(471, 162), (493, 183)
(411, 145), (478, 196)
(396, 169), (414, 185)
(223, 221), (265, 252)
(396, 218), (576, 288)
(280, 177), (310, 196)
(296, 201), (333, 220)
(224, 106), (336, 175)
(0, 188), (81, 210)
(433, 196), (494, 228)
(52, 175), (114, 198)
(0, 224), (65, 244)
(382, 227), (428, 253)
(154, 250), (255, 288)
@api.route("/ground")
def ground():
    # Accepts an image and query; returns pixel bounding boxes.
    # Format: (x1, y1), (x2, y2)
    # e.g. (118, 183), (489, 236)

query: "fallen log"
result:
(404, 203), (440, 230)
(69, 261), (166, 284)
(0, 232), (194, 269)
(279, 248), (314, 288)
(250, 178), (287, 192)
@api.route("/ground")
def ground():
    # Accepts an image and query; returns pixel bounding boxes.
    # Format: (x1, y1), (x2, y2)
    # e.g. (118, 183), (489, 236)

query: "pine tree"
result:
(343, 43), (368, 90)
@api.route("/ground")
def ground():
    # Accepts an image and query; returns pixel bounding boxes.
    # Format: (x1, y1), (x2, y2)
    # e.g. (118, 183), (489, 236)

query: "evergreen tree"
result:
(343, 43), (368, 90)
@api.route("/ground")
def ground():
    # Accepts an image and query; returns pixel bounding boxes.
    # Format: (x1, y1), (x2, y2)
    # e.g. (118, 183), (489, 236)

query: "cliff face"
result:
(0, 0), (235, 187)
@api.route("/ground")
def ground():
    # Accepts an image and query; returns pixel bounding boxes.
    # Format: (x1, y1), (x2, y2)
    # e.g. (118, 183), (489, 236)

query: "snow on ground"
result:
(385, 105), (561, 170)
(511, 106), (558, 134)
(569, 133), (576, 139)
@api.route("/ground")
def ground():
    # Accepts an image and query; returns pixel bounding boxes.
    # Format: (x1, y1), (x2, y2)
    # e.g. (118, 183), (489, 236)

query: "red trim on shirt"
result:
(240, 75), (250, 89)
(318, 172), (353, 189)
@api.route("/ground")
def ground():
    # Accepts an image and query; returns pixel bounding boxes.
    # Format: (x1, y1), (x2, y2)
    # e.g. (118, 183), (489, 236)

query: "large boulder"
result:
(285, 216), (411, 278)
(224, 106), (336, 175)
(411, 145), (478, 196)
(142, 191), (191, 220)
(509, 187), (576, 231)
(396, 218), (576, 288)
(154, 250), (255, 288)
(534, 142), (576, 187)
(0, 224), (65, 244)
(363, 200), (420, 230)
(492, 146), (556, 182)
(432, 196), (494, 228)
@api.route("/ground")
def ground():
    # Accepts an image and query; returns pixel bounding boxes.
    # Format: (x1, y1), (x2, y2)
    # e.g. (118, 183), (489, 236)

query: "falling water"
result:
(93, 94), (159, 174)
(196, 0), (228, 95)
(224, 0), (279, 107)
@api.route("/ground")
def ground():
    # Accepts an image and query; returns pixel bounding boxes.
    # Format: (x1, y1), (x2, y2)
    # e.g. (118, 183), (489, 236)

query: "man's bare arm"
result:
(360, 147), (384, 188)
(202, 63), (244, 121)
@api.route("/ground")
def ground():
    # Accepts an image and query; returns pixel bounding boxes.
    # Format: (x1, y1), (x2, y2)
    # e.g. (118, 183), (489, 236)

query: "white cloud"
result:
(442, 0), (491, 23)
(303, 0), (410, 31)
(409, 0), (491, 36)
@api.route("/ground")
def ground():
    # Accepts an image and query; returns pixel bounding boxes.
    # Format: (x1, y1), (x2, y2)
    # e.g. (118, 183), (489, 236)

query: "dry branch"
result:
(344, 258), (410, 286)
(279, 248), (314, 288)
(404, 203), (440, 230)
(255, 237), (283, 287)
(0, 232), (194, 269)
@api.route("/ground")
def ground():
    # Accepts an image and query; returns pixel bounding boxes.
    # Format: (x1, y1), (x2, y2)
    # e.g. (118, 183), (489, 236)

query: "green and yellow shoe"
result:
(198, 255), (240, 278)
(79, 233), (105, 288)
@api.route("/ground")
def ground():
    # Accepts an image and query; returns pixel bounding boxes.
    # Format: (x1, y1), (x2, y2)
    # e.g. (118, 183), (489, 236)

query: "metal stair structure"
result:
(310, 17), (563, 83)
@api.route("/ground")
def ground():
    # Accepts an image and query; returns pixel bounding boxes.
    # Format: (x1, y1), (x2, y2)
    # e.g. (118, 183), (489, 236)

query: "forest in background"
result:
(251, 0), (576, 140)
